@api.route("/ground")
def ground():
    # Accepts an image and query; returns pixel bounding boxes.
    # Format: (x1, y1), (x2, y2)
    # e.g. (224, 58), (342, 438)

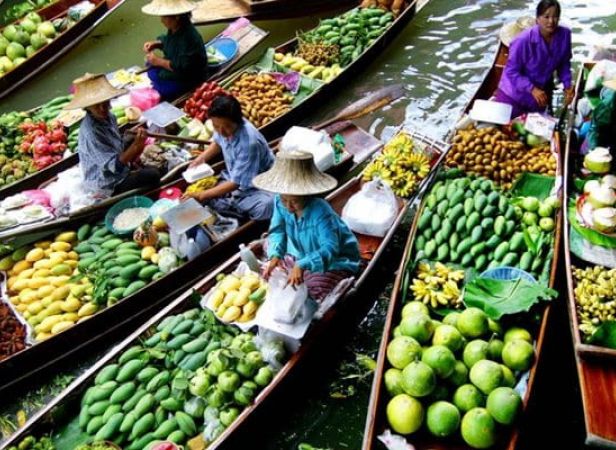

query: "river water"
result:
(0, 0), (615, 448)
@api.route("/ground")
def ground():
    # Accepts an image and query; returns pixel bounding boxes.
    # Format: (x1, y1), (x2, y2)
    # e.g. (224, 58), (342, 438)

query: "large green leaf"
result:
(511, 172), (555, 200)
(588, 321), (616, 349)
(463, 277), (557, 320)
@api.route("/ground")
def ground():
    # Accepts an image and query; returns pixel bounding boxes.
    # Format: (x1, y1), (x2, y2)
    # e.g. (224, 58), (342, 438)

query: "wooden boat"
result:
(0, 21), (269, 200)
(0, 0), (126, 99)
(1, 130), (449, 449)
(0, 116), (385, 394)
(362, 41), (562, 450)
(191, 0), (356, 26)
(563, 60), (616, 446)
(178, 0), (427, 142)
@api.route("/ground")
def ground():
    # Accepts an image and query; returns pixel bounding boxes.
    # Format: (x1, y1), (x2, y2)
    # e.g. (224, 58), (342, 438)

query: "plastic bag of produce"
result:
(377, 430), (415, 450)
(586, 60), (616, 93)
(254, 328), (287, 370)
(158, 247), (179, 273)
(268, 268), (308, 324)
(170, 225), (211, 260)
(342, 178), (398, 237)
(280, 126), (335, 171)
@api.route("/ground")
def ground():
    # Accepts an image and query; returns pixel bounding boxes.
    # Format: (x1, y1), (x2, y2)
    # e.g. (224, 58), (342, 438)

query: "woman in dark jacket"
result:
(142, 0), (208, 100)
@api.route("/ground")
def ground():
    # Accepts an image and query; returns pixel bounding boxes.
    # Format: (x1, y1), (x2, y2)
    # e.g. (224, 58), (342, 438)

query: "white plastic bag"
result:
(280, 126), (335, 171)
(377, 430), (415, 450)
(267, 268), (308, 324)
(585, 60), (616, 92)
(342, 178), (398, 237)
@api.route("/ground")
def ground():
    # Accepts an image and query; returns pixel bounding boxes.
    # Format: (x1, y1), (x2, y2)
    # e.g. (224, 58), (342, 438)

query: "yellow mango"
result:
(67, 251), (79, 261)
(70, 285), (87, 298)
(35, 332), (52, 342)
(33, 268), (51, 278)
(50, 241), (71, 252)
(237, 312), (255, 323)
(34, 241), (52, 249)
(37, 285), (55, 299)
(43, 248), (53, 256)
(55, 231), (77, 243)
(215, 304), (227, 318)
(242, 301), (259, 316)
(25, 248), (45, 262)
(7, 276), (17, 290)
(33, 259), (52, 270)
(233, 290), (250, 307)
(15, 303), (28, 312)
(27, 301), (44, 315)
(17, 268), (35, 280)
(240, 276), (261, 291)
(23, 311), (32, 320)
(62, 312), (79, 322)
(45, 301), (65, 316)
(141, 246), (157, 261)
(78, 302), (98, 317)
(51, 285), (71, 301)
(65, 260), (78, 269)
(220, 275), (241, 293)
(221, 306), (241, 323)
(35, 315), (64, 333)
(51, 276), (70, 287)
(12, 260), (32, 275)
(40, 295), (54, 307)
(0, 255), (14, 271)
(151, 253), (160, 264)
(9, 296), (20, 306)
(28, 277), (49, 289)
(222, 290), (238, 308)
(19, 289), (38, 304)
(51, 320), (74, 335)
(12, 278), (29, 292)
(49, 251), (68, 261)
(210, 289), (225, 308)
(61, 296), (81, 312)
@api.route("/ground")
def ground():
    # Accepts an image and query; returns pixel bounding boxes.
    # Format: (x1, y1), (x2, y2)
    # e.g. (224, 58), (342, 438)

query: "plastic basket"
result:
(105, 196), (154, 235)
(206, 37), (239, 68)
(479, 266), (536, 284)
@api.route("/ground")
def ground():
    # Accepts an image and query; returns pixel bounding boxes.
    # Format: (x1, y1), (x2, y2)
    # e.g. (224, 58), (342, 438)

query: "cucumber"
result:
(120, 262), (147, 280)
(109, 287), (126, 300)
(120, 412), (138, 433)
(153, 418), (178, 439)
(182, 337), (209, 353)
(86, 416), (105, 435)
(171, 319), (194, 336)
(95, 364), (119, 385)
(122, 388), (147, 412)
(154, 385), (171, 402)
(88, 400), (110, 416)
(102, 404), (122, 423)
(118, 346), (145, 364)
(175, 411), (196, 436)
(124, 280), (147, 297)
(130, 412), (155, 440)
(136, 367), (159, 383)
(139, 265), (159, 280)
(134, 393), (156, 417)
(102, 238), (123, 250)
(110, 382), (137, 404)
(116, 254), (141, 266)
(166, 333), (192, 350)
(116, 359), (146, 382)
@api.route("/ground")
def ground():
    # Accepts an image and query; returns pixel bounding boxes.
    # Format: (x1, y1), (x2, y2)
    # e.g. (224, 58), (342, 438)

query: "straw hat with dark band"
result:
(64, 73), (127, 110)
(499, 16), (535, 47)
(142, 0), (196, 16)
(253, 151), (338, 196)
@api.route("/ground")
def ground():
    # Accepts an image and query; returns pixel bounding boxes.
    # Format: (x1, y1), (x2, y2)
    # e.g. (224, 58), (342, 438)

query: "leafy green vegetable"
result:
(463, 277), (557, 320)
(588, 321), (616, 349)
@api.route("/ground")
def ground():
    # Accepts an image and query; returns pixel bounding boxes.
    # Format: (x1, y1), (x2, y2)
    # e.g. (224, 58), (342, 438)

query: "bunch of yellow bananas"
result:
(362, 132), (431, 197)
(185, 176), (218, 194)
(410, 262), (464, 309)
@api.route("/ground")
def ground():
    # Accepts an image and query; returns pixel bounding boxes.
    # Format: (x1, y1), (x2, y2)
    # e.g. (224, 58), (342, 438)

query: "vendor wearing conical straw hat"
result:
(142, 0), (208, 100)
(66, 73), (160, 194)
(255, 151), (360, 301)
(493, 0), (574, 119)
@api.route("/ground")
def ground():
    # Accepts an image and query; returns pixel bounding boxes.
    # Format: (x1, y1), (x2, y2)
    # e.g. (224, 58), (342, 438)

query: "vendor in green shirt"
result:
(141, 0), (208, 100)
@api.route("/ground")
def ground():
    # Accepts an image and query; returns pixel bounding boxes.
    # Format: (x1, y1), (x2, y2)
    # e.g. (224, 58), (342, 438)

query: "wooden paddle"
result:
(128, 84), (406, 146)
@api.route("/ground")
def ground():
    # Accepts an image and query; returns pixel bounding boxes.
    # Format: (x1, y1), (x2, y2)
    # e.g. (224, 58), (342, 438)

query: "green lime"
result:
(386, 393), (424, 435)
(469, 360), (503, 395)
(432, 324), (464, 353)
(462, 339), (489, 368)
(453, 384), (484, 413)
(486, 386), (522, 425)
(386, 336), (422, 370)
(446, 360), (469, 386)
(457, 307), (489, 339)
(401, 361), (436, 397)
(461, 407), (497, 448)
(422, 345), (456, 378)
(502, 339), (534, 371)
(400, 313), (435, 344)
(426, 401), (461, 437)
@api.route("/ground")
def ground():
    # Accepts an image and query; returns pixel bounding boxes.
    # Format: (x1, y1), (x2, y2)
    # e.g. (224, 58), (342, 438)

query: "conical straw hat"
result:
(604, 79), (616, 91)
(142, 0), (196, 16)
(64, 73), (127, 110)
(500, 16), (535, 47)
(253, 151), (338, 196)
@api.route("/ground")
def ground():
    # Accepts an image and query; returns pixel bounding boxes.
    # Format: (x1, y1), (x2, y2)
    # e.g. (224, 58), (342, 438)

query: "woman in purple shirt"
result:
(494, 0), (574, 119)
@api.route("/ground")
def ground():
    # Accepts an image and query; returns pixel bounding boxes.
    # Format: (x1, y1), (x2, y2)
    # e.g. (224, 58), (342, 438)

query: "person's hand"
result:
(189, 153), (206, 168)
(181, 190), (207, 203)
(564, 86), (575, 105)
(134, 128), (147, 150)
(263, 257), (281, 280)
(146, 52), (162, 67)
(143, 41), (158, 53)
(531, 87), (549, 108)
(287, 265), (304, 287)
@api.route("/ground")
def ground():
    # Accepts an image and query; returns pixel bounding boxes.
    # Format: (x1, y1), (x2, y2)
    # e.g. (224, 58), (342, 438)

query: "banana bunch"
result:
(362, 132), (431, 197)
(185, 175), (218, 194)
(409, 262), (464, 309)
(573, 265), (616, 338)
(274, 52), (342, 82)
(110, 69), (147, 87)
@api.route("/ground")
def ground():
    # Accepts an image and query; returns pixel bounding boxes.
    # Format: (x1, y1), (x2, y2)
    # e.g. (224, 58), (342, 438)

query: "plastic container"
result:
(159, 187), (183, 200)
(479, 267), (536, 284)
(105, 196), (154, 235)
(205, 37), (239, 68)
(130, 88), (160, 111)
(239, 243), (260, 272)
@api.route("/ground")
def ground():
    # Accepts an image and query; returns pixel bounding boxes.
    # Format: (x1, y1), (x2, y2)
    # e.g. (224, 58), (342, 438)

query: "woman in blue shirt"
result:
(253, 151), (361, 301)
(185, 95), (274, 221)
(142, 0), (208, 100)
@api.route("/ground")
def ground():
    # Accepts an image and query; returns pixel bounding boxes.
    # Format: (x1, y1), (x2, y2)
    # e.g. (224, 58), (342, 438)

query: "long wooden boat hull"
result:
(0, 0), (125, 99)
(563, 61), (616, 446)
(0, 120), (382, 394)
(191, 0), (356, 26)
(362, 41), (562, 450)
(0, 22), (269, 201)
(0, 167), (410, 449)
